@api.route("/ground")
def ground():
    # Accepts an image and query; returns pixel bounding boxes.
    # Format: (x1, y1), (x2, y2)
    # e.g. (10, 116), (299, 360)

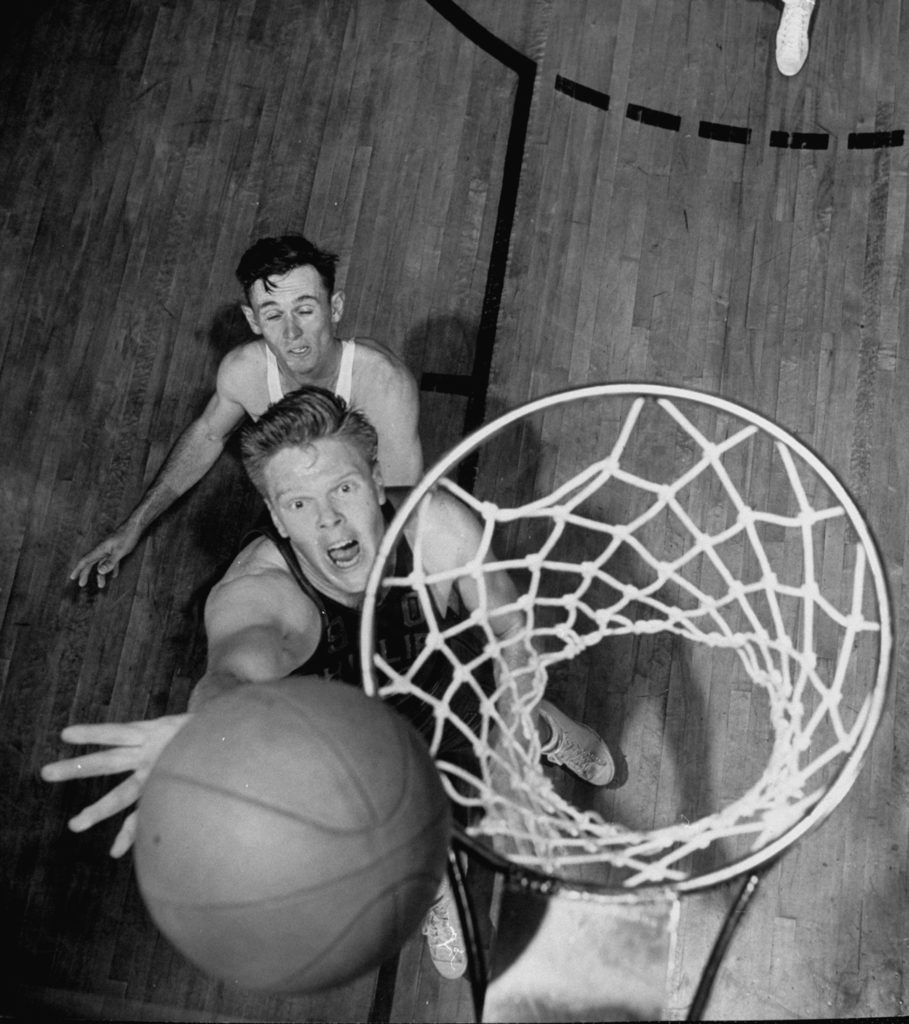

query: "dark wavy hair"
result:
(240, 386), (378, 495)
(235, 235), (339, 301)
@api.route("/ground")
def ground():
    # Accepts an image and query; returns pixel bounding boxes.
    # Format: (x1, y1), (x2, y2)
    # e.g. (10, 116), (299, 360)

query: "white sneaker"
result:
(775, 0), (815, 76)
(538, 699), (615, 786)
(421, 877), (467, 980)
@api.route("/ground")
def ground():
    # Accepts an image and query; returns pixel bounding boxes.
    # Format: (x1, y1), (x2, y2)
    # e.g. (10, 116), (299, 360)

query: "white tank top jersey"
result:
(264, 339), (355, 406)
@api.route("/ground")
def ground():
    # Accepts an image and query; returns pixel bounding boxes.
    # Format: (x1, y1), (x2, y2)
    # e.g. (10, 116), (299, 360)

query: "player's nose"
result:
(317, 500), (342, 528)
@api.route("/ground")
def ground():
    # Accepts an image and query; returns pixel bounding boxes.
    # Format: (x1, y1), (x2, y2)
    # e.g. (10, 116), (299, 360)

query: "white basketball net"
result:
(361, 385), (891, 891)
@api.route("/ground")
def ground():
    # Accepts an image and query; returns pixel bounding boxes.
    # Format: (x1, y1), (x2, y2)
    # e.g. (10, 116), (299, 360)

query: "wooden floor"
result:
(2, 0), (907, 1019)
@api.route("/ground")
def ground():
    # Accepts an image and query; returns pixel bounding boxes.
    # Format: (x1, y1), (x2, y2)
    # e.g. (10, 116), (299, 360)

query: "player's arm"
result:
(418, 488), (548, 848)
(69, 356), (249, 588)
(188, 569), (320, 710)
(358, 349), (423, 487)
(419, 488), (534, 702)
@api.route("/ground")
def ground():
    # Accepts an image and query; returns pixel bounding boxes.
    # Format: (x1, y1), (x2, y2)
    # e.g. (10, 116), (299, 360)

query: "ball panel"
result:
(136, 768), (451, 905)
(149, 679), (419, 829)
(146, 865), (443, 992)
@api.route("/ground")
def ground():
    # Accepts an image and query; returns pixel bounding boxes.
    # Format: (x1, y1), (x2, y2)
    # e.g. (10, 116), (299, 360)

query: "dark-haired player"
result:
(71, 235), (421, 588)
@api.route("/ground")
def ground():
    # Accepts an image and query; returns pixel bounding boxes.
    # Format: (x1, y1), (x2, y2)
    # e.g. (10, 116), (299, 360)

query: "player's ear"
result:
(265, 500), (289, 538)
(371, 461), (385, 503)
(330, 290), (345, 324)
(241, 303), (262, 335)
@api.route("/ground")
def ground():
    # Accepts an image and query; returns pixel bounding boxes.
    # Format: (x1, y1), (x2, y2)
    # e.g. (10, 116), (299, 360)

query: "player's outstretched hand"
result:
(41, 714), (191, 857)
(69, 523), (142, 589)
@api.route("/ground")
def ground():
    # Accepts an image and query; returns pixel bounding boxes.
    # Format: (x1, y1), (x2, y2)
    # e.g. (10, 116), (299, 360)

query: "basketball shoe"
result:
(775, 0), (815, 77)
(538, 699), (615, 786)
(422, 876), (467, 980)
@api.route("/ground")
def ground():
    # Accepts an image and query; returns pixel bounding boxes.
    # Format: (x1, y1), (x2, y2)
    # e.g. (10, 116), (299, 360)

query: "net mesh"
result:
(361, 387), (890, 890)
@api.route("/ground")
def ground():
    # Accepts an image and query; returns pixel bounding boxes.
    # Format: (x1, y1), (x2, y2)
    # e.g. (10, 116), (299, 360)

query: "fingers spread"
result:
(42, 744), (143, 782)
(68, 776), (142, 833)
(110, 812), (138, 858)
(58, 723), (148, 747)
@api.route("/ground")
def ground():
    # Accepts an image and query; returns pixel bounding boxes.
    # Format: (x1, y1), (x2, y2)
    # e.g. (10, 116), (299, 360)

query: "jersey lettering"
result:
(401, 591), (425, 628)
(324, 614), (348, 653)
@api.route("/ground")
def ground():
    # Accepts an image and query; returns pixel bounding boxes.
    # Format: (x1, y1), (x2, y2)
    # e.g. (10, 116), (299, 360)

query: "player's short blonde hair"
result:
(240, 386), (378, 495)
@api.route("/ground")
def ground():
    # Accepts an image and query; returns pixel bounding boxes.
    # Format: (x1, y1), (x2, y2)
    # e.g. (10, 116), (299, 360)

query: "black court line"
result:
(371, 5), (536, 1005)
(368, 958), (397, 1024)
(421, 371), (475, 396)
(626, 103), (681, 132)
(555, 77), (905, 153)
(422, 0), (537, 492)
(770, 131), (830, 150)
(698, 120), (752, 145)
(848, 130), (905, 149)
(555, 73), (610, 111)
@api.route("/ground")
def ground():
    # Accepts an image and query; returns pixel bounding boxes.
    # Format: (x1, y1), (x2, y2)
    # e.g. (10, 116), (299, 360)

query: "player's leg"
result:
(421, 873), (467, 979)
(410, 694), (476, 980)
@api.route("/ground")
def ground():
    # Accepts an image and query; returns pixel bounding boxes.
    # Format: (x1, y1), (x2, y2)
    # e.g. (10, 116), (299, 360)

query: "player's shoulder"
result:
(350, 337), (415, 384)
(214, 341), (273, 416)
(387, 483), (466, 513)
(209, 535), (305, 611)
(216, 341), (267, 399)
(218, 338), (264, 374)
(393, 484), (478, 555)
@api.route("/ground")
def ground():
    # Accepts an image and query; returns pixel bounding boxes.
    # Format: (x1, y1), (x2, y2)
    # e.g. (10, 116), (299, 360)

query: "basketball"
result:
(132, 677), (452, 994)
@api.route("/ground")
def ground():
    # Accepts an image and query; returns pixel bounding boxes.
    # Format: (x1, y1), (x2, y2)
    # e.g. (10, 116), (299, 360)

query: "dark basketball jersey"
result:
(255, 503), (491, 751)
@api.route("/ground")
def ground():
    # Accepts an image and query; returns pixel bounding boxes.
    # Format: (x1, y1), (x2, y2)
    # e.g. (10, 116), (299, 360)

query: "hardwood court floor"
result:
(1, 1), (907, 1020)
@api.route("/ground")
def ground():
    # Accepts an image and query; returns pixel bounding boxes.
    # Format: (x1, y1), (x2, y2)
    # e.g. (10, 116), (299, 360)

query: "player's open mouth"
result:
(327, 540), (359, 568)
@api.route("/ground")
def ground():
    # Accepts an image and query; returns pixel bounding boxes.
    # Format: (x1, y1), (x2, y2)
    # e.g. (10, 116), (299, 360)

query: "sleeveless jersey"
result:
(257, 505), (490, 755)
(264, 338), (355, 406)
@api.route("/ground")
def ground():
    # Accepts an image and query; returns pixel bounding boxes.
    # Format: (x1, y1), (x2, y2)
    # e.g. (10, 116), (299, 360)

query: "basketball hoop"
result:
(359, 383), (892, 1019)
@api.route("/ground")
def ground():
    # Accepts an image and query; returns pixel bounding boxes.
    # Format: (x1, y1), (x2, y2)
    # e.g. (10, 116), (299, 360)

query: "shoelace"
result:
(779, 0), (813, 45)
(422, 903), (464, 963)
(546, 733), (606, 776)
